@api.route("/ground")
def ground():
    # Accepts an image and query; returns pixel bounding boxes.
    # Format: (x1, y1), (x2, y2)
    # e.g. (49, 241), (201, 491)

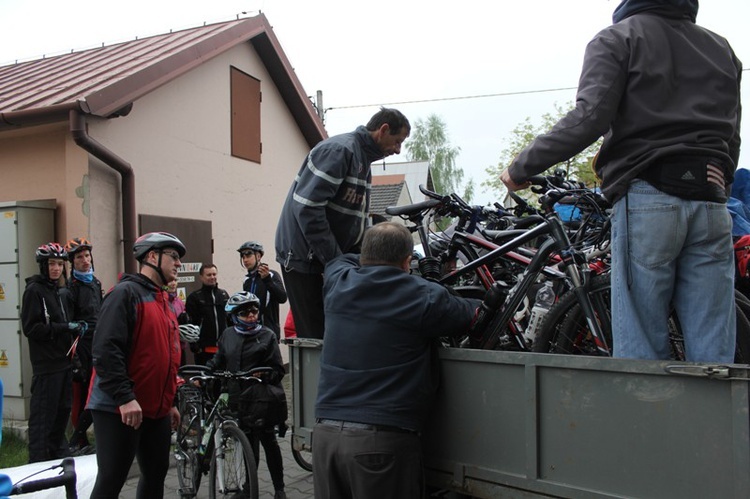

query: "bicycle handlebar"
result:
(10, 458), (77, 498)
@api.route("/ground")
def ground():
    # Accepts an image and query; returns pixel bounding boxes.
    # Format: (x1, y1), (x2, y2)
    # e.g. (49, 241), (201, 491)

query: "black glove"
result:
(67, 321), (88, 335)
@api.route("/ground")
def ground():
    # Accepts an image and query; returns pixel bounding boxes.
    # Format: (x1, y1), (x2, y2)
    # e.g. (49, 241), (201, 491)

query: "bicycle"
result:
(7, 457), (77, 498)
(174, 364), (267, 499)
(387, 177), (612, 353)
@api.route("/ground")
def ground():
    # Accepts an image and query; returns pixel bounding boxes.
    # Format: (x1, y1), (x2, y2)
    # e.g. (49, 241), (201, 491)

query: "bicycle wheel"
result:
(292, 445), (313, 472)
(175, 386), (203, 498)
(208, 422), (258, 499)
(533, 274), (612, 355)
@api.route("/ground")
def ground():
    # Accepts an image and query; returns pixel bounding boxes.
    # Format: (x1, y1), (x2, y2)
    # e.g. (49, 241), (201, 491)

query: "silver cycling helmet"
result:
(237, 241), (264, 256)
(225, 291), (261, 315)
(133, 232), (186, 262)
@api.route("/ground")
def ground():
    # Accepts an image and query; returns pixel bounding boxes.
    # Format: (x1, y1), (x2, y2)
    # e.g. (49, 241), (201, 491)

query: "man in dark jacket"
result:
(238, 241), (287, 341)
(313, 223), (479, 498)
(87, 232), (184, 499)
(185, 263), (230, 365)
(21, 242), (85, 463)
(501, 0), (741, 362)
(275, 107), (410, 339)
(63, 237), (102, 455)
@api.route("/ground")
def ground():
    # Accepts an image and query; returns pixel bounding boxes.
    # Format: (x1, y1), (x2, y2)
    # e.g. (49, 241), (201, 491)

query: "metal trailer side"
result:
(287, 339), (750, 499)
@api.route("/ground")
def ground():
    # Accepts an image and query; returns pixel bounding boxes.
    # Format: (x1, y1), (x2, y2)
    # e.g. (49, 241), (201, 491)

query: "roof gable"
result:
(0, 14), (326, 147)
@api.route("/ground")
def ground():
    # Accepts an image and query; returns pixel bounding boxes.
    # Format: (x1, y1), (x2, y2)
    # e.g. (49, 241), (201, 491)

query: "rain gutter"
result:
(69, 109), (137, 274)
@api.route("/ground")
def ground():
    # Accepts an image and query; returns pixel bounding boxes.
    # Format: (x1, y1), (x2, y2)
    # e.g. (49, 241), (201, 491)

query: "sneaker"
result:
(274, 490), (287, 499)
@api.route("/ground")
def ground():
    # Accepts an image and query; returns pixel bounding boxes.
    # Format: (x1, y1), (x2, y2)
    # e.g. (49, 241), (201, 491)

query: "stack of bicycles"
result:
(386, 174), (750, 362)
(174, 364), (272, 499)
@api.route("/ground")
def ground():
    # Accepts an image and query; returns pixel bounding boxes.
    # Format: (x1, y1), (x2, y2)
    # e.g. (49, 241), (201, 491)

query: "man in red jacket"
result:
(87, 232), (185, 499)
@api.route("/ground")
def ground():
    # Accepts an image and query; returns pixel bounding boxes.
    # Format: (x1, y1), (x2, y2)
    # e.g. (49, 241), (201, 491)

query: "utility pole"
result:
(315, 90), (325, 124)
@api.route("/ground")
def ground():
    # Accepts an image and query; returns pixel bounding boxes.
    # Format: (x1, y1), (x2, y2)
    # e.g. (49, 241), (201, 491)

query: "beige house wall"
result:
(0, 123), (91, 246)
(85, 41), (308, 298)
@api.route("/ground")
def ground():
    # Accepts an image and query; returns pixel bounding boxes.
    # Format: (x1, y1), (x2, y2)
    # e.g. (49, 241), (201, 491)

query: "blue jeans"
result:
(611, 180), (735, 362)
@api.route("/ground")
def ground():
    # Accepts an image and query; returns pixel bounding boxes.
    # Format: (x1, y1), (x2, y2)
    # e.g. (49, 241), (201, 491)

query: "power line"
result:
(326, 86), (579, 111)
(327, 70), (750, 111)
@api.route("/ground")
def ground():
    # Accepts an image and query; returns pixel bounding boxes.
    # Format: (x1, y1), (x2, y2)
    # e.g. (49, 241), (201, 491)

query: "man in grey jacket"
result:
(275, 107), (410, 338)
(501, 0), (741, 362)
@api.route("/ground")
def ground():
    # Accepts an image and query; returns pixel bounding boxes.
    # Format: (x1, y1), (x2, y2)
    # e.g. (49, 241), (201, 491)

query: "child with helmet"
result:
(207, 291), (288, 499)
(21, 242), (87, 463)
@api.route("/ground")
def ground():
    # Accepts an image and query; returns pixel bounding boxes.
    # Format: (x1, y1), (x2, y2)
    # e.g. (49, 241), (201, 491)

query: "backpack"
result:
(734, 235), (750, 280)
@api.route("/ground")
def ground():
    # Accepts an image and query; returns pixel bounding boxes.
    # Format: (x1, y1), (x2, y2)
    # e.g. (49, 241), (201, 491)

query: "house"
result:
(0, 14), (325, 419)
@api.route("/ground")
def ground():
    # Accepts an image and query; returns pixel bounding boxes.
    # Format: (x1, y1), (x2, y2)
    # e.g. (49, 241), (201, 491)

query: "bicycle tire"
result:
(292, 446), (313, 472)
(533, 274), (612, 355)
(208, 422), (258, 499)
(175, 387), (203, 498)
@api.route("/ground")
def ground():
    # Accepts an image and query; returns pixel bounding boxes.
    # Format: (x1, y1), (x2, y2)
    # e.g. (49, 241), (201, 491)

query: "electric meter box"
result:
(0, 200), (55, 421)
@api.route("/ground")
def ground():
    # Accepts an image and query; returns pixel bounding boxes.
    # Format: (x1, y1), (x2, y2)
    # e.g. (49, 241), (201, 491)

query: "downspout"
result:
(69, 109), (137, 274)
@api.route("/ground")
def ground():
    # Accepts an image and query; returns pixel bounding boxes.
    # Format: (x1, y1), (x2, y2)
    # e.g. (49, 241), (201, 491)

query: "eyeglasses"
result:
(161, 250), (181, 261)
(237, 308), (259, 318)
(240, 251), (254, 258)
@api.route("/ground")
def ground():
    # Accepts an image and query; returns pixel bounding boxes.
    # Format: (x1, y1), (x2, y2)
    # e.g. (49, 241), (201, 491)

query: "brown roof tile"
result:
(0, 14), (326, 146)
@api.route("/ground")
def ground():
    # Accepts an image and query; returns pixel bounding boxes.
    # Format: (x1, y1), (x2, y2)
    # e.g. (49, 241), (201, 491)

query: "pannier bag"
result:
(228, 379), (288, 428)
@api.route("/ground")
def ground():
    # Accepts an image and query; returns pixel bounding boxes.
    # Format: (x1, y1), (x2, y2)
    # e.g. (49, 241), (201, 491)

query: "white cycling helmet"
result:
(178, 324), (201, 343)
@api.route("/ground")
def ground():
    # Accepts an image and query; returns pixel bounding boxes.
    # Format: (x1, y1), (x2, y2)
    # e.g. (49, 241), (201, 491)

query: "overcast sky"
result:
(1, 0), (747, 205)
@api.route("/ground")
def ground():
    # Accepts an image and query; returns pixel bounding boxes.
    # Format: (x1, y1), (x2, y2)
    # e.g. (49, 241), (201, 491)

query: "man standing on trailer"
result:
(500, 0), (741, 362)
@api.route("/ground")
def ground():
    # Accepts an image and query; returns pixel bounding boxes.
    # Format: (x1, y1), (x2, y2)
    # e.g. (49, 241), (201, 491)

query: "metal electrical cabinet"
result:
(0, 200), (55, 421)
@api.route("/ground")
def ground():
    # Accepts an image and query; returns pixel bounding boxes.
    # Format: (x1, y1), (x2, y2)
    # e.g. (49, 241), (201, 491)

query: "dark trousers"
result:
(89, 410), (172, 499)
(312, 422), (425, 499)
(281, 268), (324, 339)
(28, 368), (72, 463)
(247, 426), (285, 491)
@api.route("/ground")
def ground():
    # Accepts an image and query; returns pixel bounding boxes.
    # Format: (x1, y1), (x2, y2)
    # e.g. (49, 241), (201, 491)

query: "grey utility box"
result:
(0, 200), (56, 421)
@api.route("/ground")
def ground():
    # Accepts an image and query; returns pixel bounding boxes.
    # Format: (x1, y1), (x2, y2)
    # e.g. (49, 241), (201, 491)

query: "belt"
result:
(317, 418), (417, 434)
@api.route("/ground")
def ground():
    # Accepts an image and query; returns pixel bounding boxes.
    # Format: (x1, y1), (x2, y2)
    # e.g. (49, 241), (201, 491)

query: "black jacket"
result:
(65, 276), (103, 370)
(21, 275), (72, 375)
(243, 269), (287, 339)
(185, 285), (230, 349)
(315, 254), (479, 432)
(509, 11), (741, 203)
(207, 325), (285, 385)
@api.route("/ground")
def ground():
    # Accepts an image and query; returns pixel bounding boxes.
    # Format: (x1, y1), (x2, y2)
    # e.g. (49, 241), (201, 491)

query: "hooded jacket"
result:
(87, 273), (181, 419)
(275, 126), (385, 274)
(21, 275), (72, 375)
(509, 0), (742, 203)
(243, 268), (287, 339)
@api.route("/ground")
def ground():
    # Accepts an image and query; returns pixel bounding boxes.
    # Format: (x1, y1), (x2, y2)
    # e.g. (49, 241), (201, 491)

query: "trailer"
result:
(287, 338), (750, 499)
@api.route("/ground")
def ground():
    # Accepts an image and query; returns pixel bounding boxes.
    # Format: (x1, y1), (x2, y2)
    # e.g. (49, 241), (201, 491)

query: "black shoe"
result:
(274, 490), (287, 499)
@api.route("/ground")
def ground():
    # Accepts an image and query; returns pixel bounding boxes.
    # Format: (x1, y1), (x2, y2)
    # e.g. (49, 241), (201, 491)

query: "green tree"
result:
(405, 114), (474, 202)
(483, 103), (602, 200)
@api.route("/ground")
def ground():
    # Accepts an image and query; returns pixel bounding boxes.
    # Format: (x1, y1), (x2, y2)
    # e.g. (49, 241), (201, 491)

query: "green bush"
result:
(0, 428), (29, 468)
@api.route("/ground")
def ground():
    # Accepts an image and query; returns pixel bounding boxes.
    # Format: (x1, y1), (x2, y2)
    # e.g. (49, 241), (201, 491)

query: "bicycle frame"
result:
(448, 213), (610, 354)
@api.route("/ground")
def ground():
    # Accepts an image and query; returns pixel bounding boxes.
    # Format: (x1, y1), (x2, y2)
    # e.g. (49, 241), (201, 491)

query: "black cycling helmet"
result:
(225, 291), (261, 315)
(36, 242), (68, 263)
(65, 237), (93, 260)
(133, 232), (186, 262)
(237, 241), (264, 256)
